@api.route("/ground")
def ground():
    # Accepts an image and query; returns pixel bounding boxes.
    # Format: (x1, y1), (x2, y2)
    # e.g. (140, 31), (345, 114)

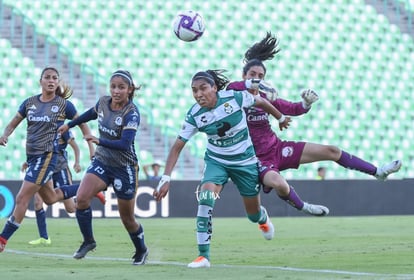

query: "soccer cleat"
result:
(375, 160), (402, 181)
(28, 237), (51, 245)
(187, 256), (211, 268)
(95, 192), (106, 205)
(0, 236), (7, 252)
(132, 249), (149, 265)
(258, 206), (275, 240)
(302, 202), (329, 216)
(73, 241), (96, 259)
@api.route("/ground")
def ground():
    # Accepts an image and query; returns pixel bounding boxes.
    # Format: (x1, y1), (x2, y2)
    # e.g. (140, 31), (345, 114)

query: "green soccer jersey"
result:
(178, 90), (257, 166)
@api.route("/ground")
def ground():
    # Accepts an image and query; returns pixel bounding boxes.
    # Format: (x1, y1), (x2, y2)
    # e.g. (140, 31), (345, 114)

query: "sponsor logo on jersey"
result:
(98, 124), (117, 137)
(115, 117), (122, 126)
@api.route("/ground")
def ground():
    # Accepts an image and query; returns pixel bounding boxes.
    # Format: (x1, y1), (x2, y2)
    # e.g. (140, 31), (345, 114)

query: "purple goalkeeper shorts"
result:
(257, 140), (306, 182)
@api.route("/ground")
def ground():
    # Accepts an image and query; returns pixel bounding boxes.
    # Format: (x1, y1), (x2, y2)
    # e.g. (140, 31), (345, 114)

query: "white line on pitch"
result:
(5, 249), (414, 279)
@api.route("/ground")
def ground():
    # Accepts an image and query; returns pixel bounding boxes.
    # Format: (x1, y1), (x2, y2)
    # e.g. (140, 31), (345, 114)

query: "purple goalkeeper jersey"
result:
(227, 81), (309, 158)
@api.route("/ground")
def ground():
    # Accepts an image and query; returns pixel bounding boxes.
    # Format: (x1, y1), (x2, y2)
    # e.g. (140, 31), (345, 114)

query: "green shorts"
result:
(201, 157), (260, 197)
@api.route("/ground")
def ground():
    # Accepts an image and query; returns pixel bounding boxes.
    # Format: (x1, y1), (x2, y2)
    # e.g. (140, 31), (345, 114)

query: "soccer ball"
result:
(172, 11), (205, 42)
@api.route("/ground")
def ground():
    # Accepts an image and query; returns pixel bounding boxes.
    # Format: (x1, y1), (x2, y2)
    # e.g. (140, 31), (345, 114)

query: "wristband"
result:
(156, 175), (171, 192)
(278, 115), (286, 123)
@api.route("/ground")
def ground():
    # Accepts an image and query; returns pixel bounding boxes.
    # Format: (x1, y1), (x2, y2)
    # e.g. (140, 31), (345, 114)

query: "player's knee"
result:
(197, 190), (216, 207)
(121, 216), (137, 231)
(65, 206), (76, 213)
(326, 145), (341, 160)
(42, 199), (54, 206)
(263, 172), (287, 191)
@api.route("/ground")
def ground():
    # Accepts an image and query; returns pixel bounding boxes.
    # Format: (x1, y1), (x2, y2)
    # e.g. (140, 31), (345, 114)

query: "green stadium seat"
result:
(1, 0), (413, 180)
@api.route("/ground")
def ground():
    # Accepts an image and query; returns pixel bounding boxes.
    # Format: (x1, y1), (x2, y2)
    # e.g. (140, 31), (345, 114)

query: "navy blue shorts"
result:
(25, 152), (57, 186)
(52, 167), (73, 188)
(86, 158), (138, 200)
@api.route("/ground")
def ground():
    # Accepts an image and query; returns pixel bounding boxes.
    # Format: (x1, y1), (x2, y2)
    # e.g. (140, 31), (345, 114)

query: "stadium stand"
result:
(0, 0), (413, 180)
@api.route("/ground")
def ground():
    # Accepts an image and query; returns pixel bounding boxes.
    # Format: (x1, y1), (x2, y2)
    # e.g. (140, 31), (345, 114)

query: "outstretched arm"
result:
(0, 113), (24, 146)
(59, 108), (97, 159)
(253, 95), (291, 131)
(153, 138), (186, 201)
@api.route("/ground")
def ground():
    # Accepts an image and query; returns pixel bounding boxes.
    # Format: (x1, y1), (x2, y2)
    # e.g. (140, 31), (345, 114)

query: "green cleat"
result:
(28, 237), (51, 245)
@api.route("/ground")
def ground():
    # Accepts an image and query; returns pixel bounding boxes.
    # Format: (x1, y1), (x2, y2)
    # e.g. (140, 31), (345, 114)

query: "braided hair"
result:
(191, 69), (230, 91)
(242, 32), (281, 75)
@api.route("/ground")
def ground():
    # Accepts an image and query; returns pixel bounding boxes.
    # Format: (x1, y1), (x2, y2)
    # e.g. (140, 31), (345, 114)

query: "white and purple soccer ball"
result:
(172, 11), (205, 42)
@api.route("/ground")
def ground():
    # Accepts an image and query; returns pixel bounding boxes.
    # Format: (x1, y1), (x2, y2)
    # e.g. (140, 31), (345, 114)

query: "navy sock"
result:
(76, 208), (95, 243)
(129, 225), (147, 252)
(0, 216), (20, 240)
(35, 208), (48, 239)
(59, 184), (80, 200)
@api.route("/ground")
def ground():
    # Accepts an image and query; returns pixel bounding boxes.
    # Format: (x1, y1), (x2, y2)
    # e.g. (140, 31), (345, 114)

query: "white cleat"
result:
(187, 256), (211, 268)
(258, 206), (275, 240)
(375, 160), (402, 181)
(302, 202), (329, 216)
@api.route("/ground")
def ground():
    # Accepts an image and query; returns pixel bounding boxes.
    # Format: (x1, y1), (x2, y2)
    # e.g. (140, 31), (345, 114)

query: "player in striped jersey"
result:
(0, 67), (94, 252)
(153, 69), (289, 268)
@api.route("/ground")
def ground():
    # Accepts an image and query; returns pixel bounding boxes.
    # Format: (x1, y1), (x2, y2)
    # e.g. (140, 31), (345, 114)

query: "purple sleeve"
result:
(228, 81), (311, 116)
(226, 81), (247, 91)
(272, 98), (310, 116)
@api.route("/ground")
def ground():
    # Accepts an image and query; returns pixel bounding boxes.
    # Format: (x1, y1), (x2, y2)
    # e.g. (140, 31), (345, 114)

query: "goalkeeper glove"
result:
(245, 79), (278, 101)
(301, 89), (319, 108)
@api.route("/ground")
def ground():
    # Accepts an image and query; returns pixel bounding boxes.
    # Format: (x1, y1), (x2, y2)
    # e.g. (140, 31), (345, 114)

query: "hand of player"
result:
(0, 135), (8, 146)
(57, 124), (69, 135)
(301, 89), (319, 108)
(248, 79), (278, 101)
(258, 80), (278, 101)
(278, 116), (292, 131)
(153, 175), (171, 202)
(73, 163), (82, 173)
(83, 134), (99, 145)
(21, 162), (28, 172)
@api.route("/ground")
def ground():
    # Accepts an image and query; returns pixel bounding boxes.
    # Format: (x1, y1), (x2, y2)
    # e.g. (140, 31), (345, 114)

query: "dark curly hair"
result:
(242, 32), (281, 76)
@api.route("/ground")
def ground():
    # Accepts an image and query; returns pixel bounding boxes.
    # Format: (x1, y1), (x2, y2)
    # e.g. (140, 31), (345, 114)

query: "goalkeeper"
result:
(227, 32), (402, 216)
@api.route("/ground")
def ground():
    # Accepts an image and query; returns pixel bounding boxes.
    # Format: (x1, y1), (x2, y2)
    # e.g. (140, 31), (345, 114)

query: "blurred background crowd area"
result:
(0, 0), (412, 181)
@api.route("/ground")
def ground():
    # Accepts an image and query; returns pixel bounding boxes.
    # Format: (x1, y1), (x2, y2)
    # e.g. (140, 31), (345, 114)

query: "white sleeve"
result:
(177, 120), (198, 142)
(241, 91), (255, 108)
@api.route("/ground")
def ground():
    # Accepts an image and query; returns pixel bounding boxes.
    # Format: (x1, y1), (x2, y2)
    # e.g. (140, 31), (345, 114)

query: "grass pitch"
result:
(0, 216), (413, 280)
